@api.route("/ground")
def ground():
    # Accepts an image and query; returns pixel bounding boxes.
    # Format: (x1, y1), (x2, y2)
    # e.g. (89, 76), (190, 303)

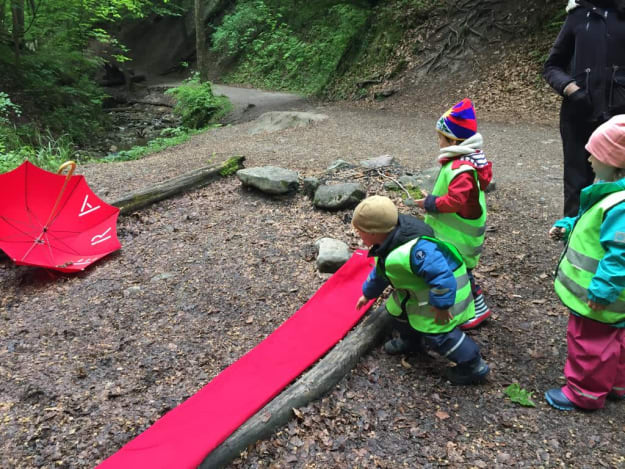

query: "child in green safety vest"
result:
(353, 195), (490, 385)
(415, 98), (493, 330)
(546, 115), (625, 411)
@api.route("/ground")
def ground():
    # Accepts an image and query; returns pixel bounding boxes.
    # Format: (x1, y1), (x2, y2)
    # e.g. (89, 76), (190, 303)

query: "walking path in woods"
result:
(2, 88), (624, 468)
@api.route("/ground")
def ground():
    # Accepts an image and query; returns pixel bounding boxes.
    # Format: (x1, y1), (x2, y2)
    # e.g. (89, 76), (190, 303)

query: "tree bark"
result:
(194, 0), (208, 82)
(111, 156), (245, 215)
(10, 0), (24, 66)
(199, 304), (391, 469)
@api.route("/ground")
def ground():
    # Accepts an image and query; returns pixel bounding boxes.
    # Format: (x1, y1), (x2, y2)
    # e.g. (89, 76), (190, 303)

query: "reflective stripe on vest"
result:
(554, 190), (625, 324)
(424, 163), (487, 269)
(383, 236), (475, 333)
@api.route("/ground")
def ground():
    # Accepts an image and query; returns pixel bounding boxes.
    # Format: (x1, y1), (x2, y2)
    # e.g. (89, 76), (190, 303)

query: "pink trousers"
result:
(562, 314), (625, 409)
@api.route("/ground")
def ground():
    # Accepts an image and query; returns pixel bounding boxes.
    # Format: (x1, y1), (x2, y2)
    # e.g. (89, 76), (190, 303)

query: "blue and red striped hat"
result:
(436, 98), (477, 141)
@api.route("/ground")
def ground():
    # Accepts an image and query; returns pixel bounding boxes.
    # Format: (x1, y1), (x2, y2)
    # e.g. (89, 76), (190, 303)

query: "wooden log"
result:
(199, 304), (391, 469)
(111, 156), (245, 215)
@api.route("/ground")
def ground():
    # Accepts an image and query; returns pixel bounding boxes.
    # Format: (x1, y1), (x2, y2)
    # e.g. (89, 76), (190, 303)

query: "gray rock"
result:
(249, 111), (328, 135)
(303, 177), (321, 199)
(399, 175), (420, 188)
(414, 166), (440, 194)
(123, 286), (142, 297)
(360, 154), (396, 169)
(313, 183), (366, 210)
(383, 174), (421, 191)
(326, 159), (354, 172)
(314, 238), (351, 273)
(237, 166), (299, 194)
(150, 272), (175, 283)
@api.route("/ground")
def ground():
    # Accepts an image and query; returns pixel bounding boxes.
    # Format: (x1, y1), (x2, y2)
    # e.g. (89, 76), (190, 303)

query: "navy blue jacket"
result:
(363, 214), (459, 310)
(543, 0), (625, 122)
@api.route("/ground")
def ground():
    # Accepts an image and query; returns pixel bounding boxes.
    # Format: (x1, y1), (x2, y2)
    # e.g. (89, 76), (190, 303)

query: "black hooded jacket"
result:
(543, 0), (625, 122)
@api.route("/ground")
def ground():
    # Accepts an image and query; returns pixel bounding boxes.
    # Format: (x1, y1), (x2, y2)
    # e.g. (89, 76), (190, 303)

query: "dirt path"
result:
(2, 91), (623, 468)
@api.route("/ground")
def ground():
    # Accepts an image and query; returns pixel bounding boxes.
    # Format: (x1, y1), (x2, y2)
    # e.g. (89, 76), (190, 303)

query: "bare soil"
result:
(2, 86), (624, 469)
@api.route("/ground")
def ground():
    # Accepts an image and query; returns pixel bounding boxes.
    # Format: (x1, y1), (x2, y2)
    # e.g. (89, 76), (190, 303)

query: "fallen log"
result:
(199, 304), (391, 469)
(111, 155), (245, 215)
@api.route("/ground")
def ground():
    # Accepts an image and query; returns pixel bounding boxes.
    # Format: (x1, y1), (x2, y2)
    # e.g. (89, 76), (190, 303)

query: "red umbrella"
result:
(0, 161), (121, 272)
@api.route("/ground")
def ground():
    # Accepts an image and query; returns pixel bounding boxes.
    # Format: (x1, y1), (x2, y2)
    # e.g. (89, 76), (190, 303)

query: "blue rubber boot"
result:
(545, 388), (577, 411)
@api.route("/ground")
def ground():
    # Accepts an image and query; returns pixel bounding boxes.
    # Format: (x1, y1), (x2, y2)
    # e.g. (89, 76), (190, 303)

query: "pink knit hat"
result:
(585, 115), (625, 168)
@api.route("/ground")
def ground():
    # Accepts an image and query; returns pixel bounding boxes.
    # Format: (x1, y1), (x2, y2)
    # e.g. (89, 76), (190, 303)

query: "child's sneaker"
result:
(444, 357), (490, 385)
(460, 290), (491, 330)
(545, 388), (577, 411)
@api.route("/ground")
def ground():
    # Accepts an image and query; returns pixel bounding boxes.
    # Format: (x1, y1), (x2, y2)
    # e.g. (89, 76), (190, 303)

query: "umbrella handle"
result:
(57, 160), (76, 177)
(44, 161), (77, 228)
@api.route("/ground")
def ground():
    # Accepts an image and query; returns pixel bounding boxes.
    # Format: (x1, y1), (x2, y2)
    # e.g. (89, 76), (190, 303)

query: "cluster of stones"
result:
(236, 155), (434, 274)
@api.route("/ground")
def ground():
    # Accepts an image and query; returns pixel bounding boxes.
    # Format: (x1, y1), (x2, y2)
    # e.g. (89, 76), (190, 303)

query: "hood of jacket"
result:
(368, 214), (434, 261)
(579, 177), (625, 211)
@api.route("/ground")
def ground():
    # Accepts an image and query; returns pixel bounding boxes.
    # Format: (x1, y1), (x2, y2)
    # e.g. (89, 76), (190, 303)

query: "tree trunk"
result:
(0, 0), (6, 39)
(194, 0), (208, 82)
(111, 156), (245, 215)
(199, 304), (391, 469)
(10, 0), (24, 66)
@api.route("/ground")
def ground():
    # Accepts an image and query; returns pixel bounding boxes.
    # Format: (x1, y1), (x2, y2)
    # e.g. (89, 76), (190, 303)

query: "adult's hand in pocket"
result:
(567, 88), (593, 113)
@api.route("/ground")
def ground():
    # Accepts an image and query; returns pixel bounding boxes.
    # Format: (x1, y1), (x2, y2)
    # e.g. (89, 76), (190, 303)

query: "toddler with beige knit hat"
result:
(352, 195), (489, 385)
(546, 115), (625, 411)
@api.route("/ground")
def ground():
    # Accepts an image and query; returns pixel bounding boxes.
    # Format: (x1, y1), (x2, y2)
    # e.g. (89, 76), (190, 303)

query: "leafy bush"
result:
(0, 131), (75, 173)
(211, 1), (368, 95)
(165, 75), (232, 129)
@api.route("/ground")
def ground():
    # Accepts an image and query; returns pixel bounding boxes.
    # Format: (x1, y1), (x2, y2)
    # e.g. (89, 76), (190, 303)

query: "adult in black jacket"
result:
(543, 0), (625, 216)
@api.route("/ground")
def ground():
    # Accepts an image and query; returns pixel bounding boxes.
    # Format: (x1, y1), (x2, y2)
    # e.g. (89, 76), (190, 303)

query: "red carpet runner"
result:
(98, 250), (375, 468)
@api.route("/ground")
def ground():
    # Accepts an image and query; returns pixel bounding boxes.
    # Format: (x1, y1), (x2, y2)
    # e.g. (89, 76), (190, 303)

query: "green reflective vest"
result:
(555, 190), (625, 324)
(424, 163), (487, 269)
(382, 236), (475, 334)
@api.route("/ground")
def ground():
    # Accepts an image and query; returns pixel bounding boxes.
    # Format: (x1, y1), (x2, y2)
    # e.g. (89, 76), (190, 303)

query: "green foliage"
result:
(0, 0), (182, 164)
(165, 75), (232, 129)
(0, 132), (75, 174)
(0, 93), (21, 126)
(219, 156), (243, 176)
(103, 128), (202, 162)
(504, 383), (536, 407)
(212, 1), (369, 95)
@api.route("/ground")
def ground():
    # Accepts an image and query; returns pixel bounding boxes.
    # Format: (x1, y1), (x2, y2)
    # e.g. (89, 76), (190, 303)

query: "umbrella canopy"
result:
(0, 161), (121, 272)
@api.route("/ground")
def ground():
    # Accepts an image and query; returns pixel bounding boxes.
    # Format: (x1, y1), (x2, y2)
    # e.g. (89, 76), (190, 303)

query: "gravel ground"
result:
(3, 95), (625, 469)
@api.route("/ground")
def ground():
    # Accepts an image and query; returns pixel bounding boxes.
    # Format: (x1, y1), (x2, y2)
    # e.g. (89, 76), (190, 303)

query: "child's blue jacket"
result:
(363, 217), (460, 310)
(553, 178), (625, 305)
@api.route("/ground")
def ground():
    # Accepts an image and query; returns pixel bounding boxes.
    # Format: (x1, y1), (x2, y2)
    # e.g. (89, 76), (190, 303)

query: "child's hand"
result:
(431, 307), (453, 325)
(549, 226), (566, 240)
(588, 299), (607, 311)
(415, 198), (425, 209)
(356, 295), (369, 310)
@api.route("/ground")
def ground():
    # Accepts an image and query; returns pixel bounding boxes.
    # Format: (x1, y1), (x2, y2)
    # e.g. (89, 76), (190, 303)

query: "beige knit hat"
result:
(352, 195), (398, 233)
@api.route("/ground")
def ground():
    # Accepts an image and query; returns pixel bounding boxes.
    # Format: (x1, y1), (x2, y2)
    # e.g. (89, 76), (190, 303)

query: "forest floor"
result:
(3, 67), (625, 468)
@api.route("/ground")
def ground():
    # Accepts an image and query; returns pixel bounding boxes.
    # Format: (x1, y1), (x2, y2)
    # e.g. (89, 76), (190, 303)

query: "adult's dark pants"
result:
(559, 102), (601, 217)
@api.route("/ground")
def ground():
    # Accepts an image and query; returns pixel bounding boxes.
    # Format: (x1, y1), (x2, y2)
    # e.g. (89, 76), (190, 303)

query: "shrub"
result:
(211, 1), (368, 95)
(165, 75), (232, 129)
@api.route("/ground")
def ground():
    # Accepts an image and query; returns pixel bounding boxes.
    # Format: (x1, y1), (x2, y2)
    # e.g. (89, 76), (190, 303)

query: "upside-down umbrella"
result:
(0, 161), (121, 273)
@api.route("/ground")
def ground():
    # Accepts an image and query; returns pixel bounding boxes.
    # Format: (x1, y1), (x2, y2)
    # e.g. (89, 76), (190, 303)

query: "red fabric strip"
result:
(98, 250), (375, 468)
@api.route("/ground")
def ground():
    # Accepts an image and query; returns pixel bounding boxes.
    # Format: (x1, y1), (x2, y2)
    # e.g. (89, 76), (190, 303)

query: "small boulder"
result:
(237, 166), (299, 195)
(313, 183), (366, 211)
(360, 154), (396, 169)
(249, 111), (328, 135)
(315, 238), (351, 273)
